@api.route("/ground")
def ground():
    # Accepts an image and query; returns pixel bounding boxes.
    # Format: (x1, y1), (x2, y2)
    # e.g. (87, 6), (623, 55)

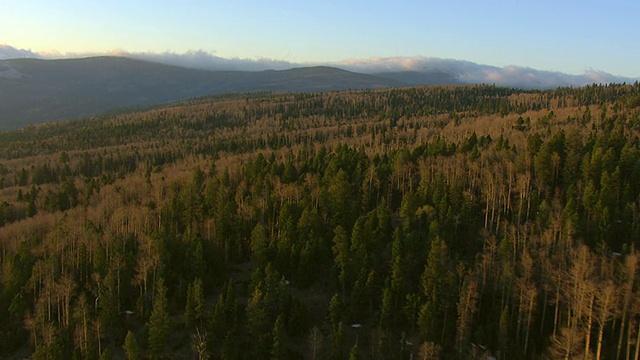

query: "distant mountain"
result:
(0, 57), (404, 131)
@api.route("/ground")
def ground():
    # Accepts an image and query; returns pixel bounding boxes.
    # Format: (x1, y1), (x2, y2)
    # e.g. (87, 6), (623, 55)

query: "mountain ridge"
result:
(0, 57), (406, 131)
(4, 55), (634, 131)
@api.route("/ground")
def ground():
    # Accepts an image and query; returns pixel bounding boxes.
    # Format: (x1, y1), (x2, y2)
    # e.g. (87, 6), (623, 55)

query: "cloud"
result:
(0, 44), (42, 60)
(335, 56), (437, 72)
(0, 45), (42, 78)
(121, 52), (637, 88)
(333, 56), (638, 89)
(107, 49), (298, 72)
(1, 44), (637, 89)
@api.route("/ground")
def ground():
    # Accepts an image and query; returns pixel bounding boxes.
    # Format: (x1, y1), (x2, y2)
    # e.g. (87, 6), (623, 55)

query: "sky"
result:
(1, 0), (639, 79)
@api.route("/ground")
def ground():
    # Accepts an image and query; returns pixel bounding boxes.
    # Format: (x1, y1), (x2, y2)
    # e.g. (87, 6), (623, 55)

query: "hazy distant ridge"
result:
(1, 54), (638, 131)
(0, 57), (400, 130)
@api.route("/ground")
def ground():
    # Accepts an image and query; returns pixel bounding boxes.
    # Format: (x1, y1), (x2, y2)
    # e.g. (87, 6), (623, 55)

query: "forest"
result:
(1, 82), (640, 359)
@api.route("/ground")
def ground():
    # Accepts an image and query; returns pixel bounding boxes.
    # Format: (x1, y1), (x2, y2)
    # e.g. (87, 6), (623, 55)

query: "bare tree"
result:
(308, 326), (323, 360)
(595, 280), (617, 360)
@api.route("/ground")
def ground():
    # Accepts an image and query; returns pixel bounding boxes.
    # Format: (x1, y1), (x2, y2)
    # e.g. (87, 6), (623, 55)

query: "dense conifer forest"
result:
(1, 83), (640, 359)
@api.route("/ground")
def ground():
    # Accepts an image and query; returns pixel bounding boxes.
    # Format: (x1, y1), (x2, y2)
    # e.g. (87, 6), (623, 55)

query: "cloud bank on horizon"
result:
(0, 44), (41, 59)
(336, 57), (639, 89)
(1, 44), (637, 89)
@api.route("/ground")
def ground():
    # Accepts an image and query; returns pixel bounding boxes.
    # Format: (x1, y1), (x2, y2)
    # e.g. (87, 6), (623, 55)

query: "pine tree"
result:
(456, 277), (479, 357)
(148, 278), (170, 359)
(123, 330), (141, 360)
(332, 226), (350, 299)
(349, 342), (360, 360)
(388, 228), (406, 325)
(271, 314), (288, 360)
(331, 321), (347, 360)
(184, 278), (204, 329)
(250, 223), (270, 265)
(418, 236), (453, 342)
(99, 348), (113, 360)
(328, 293), (343, 328)
(499, 306), (510, 357)
(221, 324), (239, 360)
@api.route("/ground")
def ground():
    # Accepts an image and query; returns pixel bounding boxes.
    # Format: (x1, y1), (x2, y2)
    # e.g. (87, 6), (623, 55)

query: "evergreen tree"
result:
(220, 324), (239, 360)
(271, 314), (288, 360)
(98, 348), (112, 360)
(331, 321), (347, 360)
(418, 236), (453, 342)
(389, 228), (406, 317)
(184, 278), (205, 329)
(123, 331), (141, 360)
(349, 342), (360, 360)
(251, 223), (270, 265)
(332, 226), (350, 299)
(328, 293), (343, 328)
(148, 278), (170, 359)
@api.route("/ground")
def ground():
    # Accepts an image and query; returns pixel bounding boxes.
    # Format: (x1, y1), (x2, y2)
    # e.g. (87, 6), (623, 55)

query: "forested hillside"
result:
(1, 83), (640, 359)
(0, 57), (399, 131)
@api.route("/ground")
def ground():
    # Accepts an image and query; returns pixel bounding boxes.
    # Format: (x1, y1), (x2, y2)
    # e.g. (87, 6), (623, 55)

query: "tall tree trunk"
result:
(553, 284), (561, 337)
(524, 287), (536, 354)
(516, 287), (524, 346)
(596, 323), (605, 360)
(584, 294), (594, 360)
(541, 291), (548, 337)
(618, 252), (638, 360)
(634, 320), (640, 360)
(96, 319), (102, 356)
(441, 304), (449, 344)
(565, 328), (574, 360)
(626, 318), (634, 360)
(83, 305), (88, 357)
(618, 314), (627, 360)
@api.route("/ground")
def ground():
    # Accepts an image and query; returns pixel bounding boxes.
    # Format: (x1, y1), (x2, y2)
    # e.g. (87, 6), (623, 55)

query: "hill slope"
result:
(0, 57), (402, 130)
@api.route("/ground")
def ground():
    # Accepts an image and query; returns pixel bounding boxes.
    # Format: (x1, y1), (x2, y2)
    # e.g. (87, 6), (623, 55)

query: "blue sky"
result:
(1, 0), (638, 77)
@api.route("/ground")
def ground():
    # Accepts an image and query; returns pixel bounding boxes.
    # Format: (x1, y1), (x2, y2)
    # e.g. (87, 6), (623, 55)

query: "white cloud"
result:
(108, 49), (298, 72)
(1, 46), (298, 71)
(333, 56), (638, 89)
(1, 45), (637, 89)
(0, 44), (41, 60)
(335, 56), (433, 72)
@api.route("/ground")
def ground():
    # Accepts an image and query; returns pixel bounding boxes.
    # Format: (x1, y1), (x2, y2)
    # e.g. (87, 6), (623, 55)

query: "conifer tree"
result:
(331, 321), (347, 360)
(148, 278), (169, 359)
(349, 342), (360, 360)
(221, 324), (239, 360)
(185, 278), (205, 329)
(271, 314), (288, 360)
(419, 236), (453, 342)
(332, 226), (350, 299)
(123, 330), (141, 360)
